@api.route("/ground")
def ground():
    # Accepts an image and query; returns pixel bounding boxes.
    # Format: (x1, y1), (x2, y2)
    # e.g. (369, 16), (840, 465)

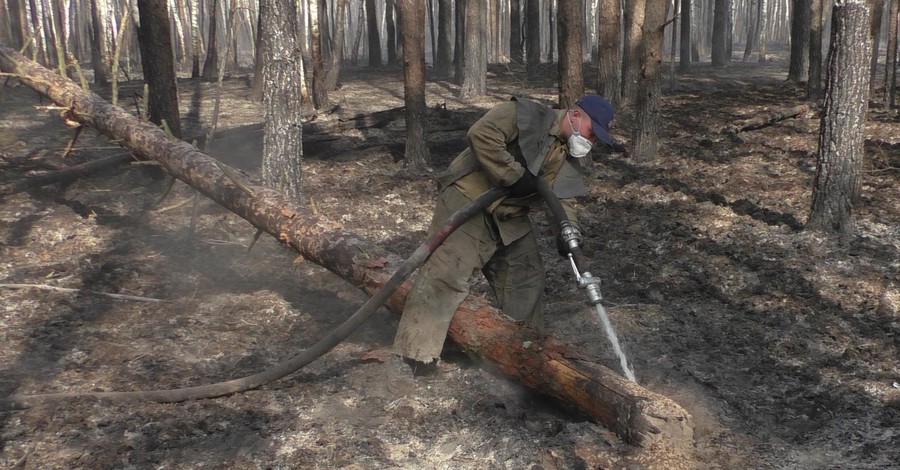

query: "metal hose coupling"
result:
(559, 221), (583, 253)
(568, 253), (604, 305)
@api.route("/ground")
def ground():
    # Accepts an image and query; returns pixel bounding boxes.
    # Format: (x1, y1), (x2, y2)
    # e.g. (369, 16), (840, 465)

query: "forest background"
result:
(0, 0), (899, 468)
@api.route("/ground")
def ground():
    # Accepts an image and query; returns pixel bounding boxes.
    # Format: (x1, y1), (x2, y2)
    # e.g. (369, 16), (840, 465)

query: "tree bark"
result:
(136, 0), (182, 139)
(386, 0), (398, 65)
(7, 0), (28, 52)
(526, 0), (541, 76)
(557, 0), (585, 108)
(807, 0), (872, 235)
(510, 0), (524, 64)
(324, 0), (347, 93)
(885, 0), (899, 105)
(599, 0), (623, 107)
(435, 0), (454, 77)
(788, 0), (811, 82)
(259, 0), (304, 203)
(453, 0), (466, 82)
(365, 0), (382, 66)
(397, 0), (431, 170)
(808, 0), (825, 99)
(0, 44), (695, 450)
(865, 0), (884, 95)
(622, 0), (647, 104)
(89, 0), (111, 87)
(459, 0), (487, 98)
(309, 0), (329, 109)
(711, 0), (730, 65)
(632, 0), (667, 160)
(679, 0), (691, 72)
(202, 0), (220, 82)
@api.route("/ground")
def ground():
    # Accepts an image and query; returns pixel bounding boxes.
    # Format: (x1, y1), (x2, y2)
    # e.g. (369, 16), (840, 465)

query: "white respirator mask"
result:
(566, 110), (593, 158)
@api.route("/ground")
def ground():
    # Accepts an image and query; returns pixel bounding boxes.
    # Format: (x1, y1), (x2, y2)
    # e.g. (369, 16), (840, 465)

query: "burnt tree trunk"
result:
(89, 0), (111, 87)
(557, 0), (585, 108)
(808, 0), (825, 99)
(136, 0), (182, 139)
(397, 0), (431, 170)
(202, 0), (220, 82)
(525, 0), (541, 76)
(510, 0), (523, 64)
(0, 46), (694, 451)
(598, 0), (623, 107)
(365, 0), (382, 66)
(632, 0), (667, 160)
(807, 0), (872, 235)
(435, 0), (454, 77)
(459, 0), (487, 98)
(259, 0), (304, 203)
(788, 0), (811, 82)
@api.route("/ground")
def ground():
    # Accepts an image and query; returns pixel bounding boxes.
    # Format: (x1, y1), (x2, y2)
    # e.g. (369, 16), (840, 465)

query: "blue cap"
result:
(575, 95), (614, 145)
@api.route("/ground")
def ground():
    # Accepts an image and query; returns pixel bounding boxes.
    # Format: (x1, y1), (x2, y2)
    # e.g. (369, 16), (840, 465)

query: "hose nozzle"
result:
(568, 253), (603, 305)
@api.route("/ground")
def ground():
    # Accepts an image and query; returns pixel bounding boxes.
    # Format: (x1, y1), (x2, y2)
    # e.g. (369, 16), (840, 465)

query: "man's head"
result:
(562, 95), (615, 155)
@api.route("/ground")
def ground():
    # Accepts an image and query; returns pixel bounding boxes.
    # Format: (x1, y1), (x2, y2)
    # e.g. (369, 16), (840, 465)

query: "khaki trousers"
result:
(393, 186), (545, 363)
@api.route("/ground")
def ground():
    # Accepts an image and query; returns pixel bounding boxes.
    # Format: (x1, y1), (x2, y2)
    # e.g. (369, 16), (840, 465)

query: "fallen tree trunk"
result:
(0, 47), (693, 449)
(723, 104), (811, 138)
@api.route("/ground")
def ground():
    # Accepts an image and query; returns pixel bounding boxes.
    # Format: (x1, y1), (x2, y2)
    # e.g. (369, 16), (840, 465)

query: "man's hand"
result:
(507, 170), (538, 197)
(556, 225), (583, 256)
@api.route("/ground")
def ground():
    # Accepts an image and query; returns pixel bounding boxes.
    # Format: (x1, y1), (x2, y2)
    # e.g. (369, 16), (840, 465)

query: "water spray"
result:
(542, 182), (637, 383)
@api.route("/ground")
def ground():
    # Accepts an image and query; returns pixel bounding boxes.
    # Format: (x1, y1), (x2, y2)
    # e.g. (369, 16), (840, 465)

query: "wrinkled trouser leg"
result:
(482, 228), (546, 331)
(393, 187), (498, 363)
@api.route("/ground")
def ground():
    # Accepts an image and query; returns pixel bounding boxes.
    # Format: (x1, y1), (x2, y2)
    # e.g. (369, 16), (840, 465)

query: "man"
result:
(388, 95), (615, 393)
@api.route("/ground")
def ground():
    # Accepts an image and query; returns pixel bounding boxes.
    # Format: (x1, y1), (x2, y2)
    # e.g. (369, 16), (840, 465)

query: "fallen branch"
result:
(0, 153), (134, 196)
(0, 283), (163, 302)
(723, 104), (810, 139)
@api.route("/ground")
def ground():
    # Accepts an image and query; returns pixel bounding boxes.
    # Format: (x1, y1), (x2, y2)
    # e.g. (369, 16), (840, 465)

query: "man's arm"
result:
(466, 101), (527, 187)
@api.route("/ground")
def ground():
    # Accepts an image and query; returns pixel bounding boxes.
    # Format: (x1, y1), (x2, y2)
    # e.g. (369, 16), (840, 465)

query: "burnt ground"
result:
(0, 55), (899, 469)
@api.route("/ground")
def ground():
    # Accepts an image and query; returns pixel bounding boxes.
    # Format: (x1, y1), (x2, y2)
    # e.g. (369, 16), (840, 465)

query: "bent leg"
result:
(393, 187), (497, 363)
(482, 229), (546, 331)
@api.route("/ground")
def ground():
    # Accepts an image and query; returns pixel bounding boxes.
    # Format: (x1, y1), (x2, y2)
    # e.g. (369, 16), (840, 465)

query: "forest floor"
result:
(1, 54), (899, 469)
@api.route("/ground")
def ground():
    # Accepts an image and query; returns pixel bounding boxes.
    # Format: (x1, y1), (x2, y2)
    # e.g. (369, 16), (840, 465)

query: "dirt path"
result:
(1, 57), (899, 469)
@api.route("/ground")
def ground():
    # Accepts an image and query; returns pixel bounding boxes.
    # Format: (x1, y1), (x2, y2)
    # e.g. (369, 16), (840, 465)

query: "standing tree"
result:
(712, 0), (731, 66)
(365, 0), (382, 66)
(632, 0), (668, 160)
(324, 0), (348, 92)
(309, 0), (329, 109)
(136, 0), (182, 139)
(510, 0), (524, 64)
(866, 0), (885, 95)
(250, 0), (268, 101)
(525, 0), (541, 76)
(6, 0), (27, 51)
(89, 0), (111, 86)
(397, 0), (431, 170)
(622, 0), (647, 104)
(260, 0), (304, 203)
(807, 0), (872, 235)
(386, 0), (398, 65)
(758, 0), (768, 62)
(202, 0), (220, 82)
(598, 0), (623, 106)
(434, 0), (454, 77)
(679, 0), (691, 72)
(788, 0), (811, 82)
(557, 0), (585, 108)
(808, 0), (825, 99)
(459, 0), (487, 98)
(885, 0), (899, 106)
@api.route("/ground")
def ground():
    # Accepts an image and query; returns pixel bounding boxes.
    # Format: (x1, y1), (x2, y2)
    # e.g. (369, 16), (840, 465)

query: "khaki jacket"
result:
(436, 98), (585, 245)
